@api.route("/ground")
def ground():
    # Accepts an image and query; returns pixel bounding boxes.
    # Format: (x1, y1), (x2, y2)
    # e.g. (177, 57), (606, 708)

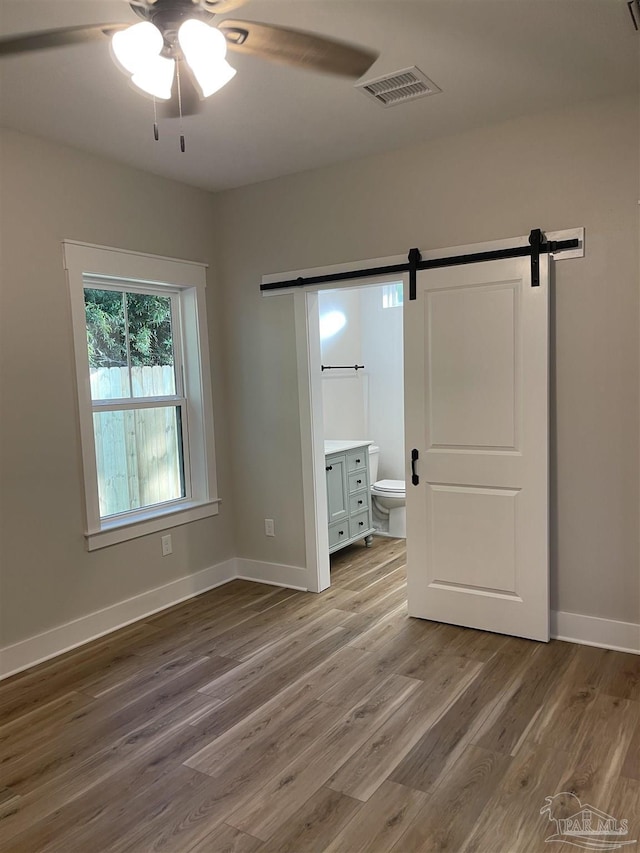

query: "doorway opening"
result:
(294, 270), (409, 593)
(319, 280), (405, 535)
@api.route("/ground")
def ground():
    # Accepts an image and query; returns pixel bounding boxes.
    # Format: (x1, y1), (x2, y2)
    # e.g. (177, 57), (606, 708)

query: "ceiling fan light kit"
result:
(111, 17), (235, 102)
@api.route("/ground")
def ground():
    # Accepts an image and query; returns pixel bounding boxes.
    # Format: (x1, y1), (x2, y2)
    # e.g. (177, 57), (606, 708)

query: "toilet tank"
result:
(368, 445), (380, 483)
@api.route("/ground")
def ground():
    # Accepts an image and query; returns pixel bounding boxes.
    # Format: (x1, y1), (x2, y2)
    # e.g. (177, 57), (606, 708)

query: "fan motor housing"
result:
(131, 0), (215, 47)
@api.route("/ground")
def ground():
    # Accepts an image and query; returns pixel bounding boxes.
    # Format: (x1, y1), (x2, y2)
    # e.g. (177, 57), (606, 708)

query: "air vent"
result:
(356, 66), (441, 108)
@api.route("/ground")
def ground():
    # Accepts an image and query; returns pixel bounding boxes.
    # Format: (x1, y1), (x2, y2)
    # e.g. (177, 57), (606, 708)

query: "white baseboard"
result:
(3, 567), (636, 681)
(552, 610), (640, 655)
(235, 557), (309, 591)
(0, 558), (237, 680)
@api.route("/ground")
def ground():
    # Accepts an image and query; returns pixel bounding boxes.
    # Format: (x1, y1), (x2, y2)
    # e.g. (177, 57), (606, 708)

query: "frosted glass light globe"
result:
(178, 20), (236, 98)
(112, 22), (175, 100)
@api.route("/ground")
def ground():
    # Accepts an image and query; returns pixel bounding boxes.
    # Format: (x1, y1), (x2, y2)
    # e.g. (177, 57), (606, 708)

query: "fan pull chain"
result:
(153, 97), (159, 142)
(176, 63), (186, 153)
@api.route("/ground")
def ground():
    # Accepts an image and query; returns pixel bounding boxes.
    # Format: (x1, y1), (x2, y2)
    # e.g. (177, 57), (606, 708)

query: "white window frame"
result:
(64, 241), (220, 550)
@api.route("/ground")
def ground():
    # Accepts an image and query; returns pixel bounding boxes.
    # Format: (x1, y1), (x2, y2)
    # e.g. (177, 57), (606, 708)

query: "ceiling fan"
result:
(0, 0), (379, 122)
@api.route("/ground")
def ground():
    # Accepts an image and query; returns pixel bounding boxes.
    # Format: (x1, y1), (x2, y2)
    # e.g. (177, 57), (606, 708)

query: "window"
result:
(65, 242), (219, 550)
(382, 281), (404, 309)
(85, 284), (186, 518)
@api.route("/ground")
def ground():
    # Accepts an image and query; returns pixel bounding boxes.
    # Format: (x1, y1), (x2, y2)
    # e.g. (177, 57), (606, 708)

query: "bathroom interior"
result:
(318, 281), (406, 548)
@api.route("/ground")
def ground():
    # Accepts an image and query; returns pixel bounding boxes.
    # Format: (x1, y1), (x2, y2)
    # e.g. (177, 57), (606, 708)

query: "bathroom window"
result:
(382, 282), (404, 309)
(65, 242), (219, 550)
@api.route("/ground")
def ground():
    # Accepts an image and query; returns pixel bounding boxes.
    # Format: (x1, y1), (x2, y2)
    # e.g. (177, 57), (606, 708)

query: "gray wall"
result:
(319, 288), (367, 441)
(0, 129), (235, 647)
(360, 285), (404, 482)
(214, 94), (639, 624)
(1, 92), (637, 651)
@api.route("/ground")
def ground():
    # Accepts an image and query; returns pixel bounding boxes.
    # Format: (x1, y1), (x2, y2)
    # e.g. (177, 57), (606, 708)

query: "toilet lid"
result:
(373, 479), (405, 494)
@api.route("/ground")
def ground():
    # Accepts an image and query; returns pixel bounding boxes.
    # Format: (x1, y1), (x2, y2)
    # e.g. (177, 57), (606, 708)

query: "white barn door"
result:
(405, 255), (549, 641)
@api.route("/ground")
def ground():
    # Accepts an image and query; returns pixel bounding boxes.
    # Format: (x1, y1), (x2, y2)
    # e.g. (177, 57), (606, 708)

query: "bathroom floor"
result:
(1, 536), (638, 852)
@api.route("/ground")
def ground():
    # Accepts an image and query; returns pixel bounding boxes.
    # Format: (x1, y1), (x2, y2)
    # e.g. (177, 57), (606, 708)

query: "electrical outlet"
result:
(264, 518), (275, 537)
(161, 534), (172, 556)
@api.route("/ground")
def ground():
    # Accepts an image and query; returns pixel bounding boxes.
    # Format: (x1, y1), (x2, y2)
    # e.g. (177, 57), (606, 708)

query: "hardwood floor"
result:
(1, 538), (638, 852)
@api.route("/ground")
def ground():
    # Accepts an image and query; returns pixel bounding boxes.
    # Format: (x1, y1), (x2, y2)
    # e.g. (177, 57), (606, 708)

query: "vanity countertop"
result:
(324, 440), (373, 455)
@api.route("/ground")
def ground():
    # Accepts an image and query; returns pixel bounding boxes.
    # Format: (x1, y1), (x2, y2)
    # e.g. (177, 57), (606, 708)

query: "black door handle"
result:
(411, 449), (419, 485)
(326, 465), (333, 471)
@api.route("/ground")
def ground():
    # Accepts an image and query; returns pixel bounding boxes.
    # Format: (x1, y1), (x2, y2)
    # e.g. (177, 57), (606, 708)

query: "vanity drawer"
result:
(328, 521), (349, 549)
(348, 470), (368, 494)
(349, 510), (371, 539)
(347, 449), (367, 472)
(349, 492), (369, 514)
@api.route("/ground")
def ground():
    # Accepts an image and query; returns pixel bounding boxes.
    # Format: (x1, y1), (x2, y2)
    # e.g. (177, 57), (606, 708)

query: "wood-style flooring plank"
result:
(605, 776), (640, 848)
(1, 537), (636, 853)
(621, 720), (640, 781)
(226, 673), (420, 841)
(312, 623), (438, 711)
(325, 780), (427, 853)
(4, 765), (198, 853)
(0, 622), (161, 724)
(556, 692), (640, 806)
(0, 788), (18, 807)
(330, 540), (406, 587)
(197, 610), (351, 700)
(328, 655), (482, 801)
(128, 607), (263, 661)
(0, 673), (223, 842)
(389, 647), (535, 793)
(600, 649), (640, 700)
(236, 586), (299, 613)
(473, 640), (575, 755)
(340, 584), (408, 633)
(518, 645), (620, 764)
(461, 744), (573, 853)
(184, 686), (344, 780)
(340, 554), (408, 592)
(351, 613), (441, 658)
(186, 823), (262, 853)
(431, 624), (514, 663)
(1, 655), (235, 795)
(197, 594), (354, 663)
(345, 602), (415, 653)
(334, 567), (407, 614)
(258, 786), (361, 853)
(390, 745), (511, 852)
(0, 690), (95, 762)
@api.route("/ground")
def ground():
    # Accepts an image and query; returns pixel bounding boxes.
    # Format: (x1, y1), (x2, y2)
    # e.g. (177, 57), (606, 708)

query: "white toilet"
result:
(368, 445), (406, 538)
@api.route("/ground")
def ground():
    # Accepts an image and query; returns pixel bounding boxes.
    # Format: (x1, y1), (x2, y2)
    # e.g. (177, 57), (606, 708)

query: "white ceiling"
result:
(0, 0), (637, 191)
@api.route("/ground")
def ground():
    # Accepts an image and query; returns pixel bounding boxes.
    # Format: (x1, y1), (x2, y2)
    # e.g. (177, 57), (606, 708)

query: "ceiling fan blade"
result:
(0, 23), (128, 57)
(218, 19), (378, 78)
(160, 62), (203, 119)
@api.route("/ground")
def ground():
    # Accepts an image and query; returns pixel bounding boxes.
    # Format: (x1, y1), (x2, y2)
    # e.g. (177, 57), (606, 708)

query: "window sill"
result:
(85, 499), (221, 551)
